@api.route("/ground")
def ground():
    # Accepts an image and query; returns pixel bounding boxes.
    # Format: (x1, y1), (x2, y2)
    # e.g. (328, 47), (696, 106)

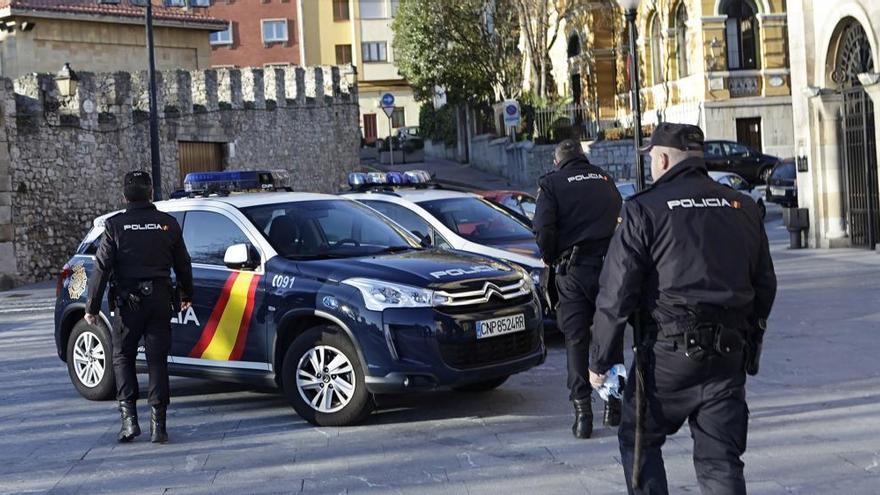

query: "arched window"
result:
(650, 14), (665, 84)
(674, 3), (689, 78)
(722, 0), (760, 70)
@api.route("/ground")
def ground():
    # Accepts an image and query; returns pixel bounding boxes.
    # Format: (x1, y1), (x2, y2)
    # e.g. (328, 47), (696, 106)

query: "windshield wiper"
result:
(374, 246), (419, 254)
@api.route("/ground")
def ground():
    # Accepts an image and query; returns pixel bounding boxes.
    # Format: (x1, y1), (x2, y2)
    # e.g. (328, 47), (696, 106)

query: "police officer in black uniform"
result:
(588, 123), (777, 494)
(533, 139), (623, 439)
(85, 171), (193, 444)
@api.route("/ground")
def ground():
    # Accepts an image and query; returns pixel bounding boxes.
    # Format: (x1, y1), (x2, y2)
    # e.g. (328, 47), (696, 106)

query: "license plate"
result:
(770, 187), (786, 195)
(475, 314), (526, 339)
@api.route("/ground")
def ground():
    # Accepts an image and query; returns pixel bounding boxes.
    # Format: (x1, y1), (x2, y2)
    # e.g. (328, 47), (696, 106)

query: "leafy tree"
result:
(515, 0), (573, 99)
(392, 0), (522, 103)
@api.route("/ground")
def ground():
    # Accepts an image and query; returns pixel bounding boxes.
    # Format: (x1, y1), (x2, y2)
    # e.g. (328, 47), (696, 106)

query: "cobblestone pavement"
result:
(1, 206), (879, 493)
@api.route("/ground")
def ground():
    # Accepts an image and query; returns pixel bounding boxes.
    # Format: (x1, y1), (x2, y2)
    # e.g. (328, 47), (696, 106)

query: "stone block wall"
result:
(0, 65), (360, 286)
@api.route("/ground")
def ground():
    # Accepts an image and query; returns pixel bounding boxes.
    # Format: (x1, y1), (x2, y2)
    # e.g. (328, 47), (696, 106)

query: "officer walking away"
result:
(588, 123), (777, 494)
(533, 139), (623, 439)
(84, 171), (194, 444)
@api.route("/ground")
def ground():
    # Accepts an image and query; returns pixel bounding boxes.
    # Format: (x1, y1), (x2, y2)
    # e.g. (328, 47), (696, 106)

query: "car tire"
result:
(282, 325), (373, 426)
(66, 319), (116, 401)
(758, 199), (766, 219)
(452, 376), (509, 392)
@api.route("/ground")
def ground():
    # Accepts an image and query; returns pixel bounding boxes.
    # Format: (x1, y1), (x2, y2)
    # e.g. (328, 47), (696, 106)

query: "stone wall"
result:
(0, 65), (360, 286)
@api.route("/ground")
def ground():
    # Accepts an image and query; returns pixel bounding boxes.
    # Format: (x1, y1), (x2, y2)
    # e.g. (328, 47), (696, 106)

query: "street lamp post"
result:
(618, 0), (646, 192)
(145, 0), (162, 201)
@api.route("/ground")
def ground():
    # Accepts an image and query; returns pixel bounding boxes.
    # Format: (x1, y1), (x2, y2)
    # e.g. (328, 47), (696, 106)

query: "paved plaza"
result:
(0, 194), (879, 494)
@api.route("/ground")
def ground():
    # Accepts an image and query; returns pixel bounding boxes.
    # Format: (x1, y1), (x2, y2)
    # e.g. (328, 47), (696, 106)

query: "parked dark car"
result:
(703, 140), (781, 184)
(765, 159), (797, 207)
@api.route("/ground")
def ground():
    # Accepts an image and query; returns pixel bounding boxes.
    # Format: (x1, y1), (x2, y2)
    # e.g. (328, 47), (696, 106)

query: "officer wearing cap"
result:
(85, 171), (193, 444)
(588, 123), (777, 493)
(533, 139), (623, 439)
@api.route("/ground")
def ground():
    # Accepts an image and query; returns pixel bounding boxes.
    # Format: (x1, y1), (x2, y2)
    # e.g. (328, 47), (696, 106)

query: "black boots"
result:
(117, 400), (141, 443)
(604, 397), (622, 427)
(150, 405), (168, 444)
(572, 398), (593, 439)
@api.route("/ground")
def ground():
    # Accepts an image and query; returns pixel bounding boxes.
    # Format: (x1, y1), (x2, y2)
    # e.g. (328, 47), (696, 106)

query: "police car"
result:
(54, 171), (546, 426)
(341, 172), (553, 325)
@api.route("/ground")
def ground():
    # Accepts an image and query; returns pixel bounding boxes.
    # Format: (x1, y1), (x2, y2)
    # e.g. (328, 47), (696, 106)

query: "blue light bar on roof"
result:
(183, 170), (275, 194)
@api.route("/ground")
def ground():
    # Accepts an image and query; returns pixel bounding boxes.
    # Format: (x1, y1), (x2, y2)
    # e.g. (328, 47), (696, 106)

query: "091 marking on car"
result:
(475, 314), (526, 340)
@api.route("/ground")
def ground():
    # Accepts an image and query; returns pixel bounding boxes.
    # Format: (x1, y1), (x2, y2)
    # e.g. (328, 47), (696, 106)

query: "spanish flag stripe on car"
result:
(189, 272), (261, 361)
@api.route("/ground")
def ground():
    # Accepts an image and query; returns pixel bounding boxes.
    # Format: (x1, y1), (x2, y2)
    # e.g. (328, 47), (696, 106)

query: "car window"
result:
(519, 197), (537, 218)
(243, 200), (417, 259)
(419, 197), (533, 244)
(723, 142), (750, 157)
(772, 162), (796, 180)
(717, 174), (749, 191)
(183, 211), (253, 266)
(705, 142), (724, 157)
(617, 183), (637, 200)
(360, 200), (432, 236)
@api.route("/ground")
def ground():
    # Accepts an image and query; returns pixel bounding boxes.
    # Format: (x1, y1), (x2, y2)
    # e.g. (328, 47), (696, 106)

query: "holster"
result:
(553, 246), (580, 277)
(744, 326), (765, 375)
(663, 321), (745, 362)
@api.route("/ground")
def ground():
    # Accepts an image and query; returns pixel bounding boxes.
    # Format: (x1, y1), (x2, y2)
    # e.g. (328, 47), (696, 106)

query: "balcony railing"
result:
(728, 76), (760, 98)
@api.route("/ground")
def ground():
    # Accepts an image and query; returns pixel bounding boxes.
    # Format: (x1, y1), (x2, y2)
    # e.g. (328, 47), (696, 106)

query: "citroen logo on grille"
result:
(484, 283), (502, 300)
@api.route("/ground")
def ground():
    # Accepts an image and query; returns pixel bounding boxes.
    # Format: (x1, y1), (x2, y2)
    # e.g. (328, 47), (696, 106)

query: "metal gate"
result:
(840, 87), (880, 249)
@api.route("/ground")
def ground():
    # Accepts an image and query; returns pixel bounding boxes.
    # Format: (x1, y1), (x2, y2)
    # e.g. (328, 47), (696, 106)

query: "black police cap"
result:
(124, 170), (152, 187)
(639, 123), (705, 153)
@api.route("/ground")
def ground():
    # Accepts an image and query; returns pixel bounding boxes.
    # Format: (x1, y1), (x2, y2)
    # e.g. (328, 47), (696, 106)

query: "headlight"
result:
(529, 268), (542, 288)
(511, 265), (536, 291)
(342, 278), (447, 311)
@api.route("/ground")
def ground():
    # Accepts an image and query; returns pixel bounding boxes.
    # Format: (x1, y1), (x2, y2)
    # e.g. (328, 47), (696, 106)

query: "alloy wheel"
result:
(295, 345), (356, 413)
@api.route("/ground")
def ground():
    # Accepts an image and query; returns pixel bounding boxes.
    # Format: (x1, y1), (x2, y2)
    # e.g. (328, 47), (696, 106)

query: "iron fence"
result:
(533, 103), (598, 141)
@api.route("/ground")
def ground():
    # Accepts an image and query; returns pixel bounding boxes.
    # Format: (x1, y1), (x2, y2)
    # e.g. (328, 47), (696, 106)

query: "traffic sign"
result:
(381, 92), (395, 108)
(382, 106), (395, 118)
(503, 99), (520, 127)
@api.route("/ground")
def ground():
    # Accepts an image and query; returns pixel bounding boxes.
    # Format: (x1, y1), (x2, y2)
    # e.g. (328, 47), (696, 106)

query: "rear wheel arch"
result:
(273, 310), (367, 387)
(59, 306), (111, 362)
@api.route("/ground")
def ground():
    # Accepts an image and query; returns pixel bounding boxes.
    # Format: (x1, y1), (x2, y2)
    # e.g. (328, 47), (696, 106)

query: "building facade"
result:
(565, 0), (793, 158)
(788, 0), (880, 249)
(0, 0), (225, 78)
(206, 0), (300, 68)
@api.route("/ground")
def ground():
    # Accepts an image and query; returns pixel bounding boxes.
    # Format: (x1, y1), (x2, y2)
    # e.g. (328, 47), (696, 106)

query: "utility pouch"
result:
(137, 280), (154, 297)
(714, 327), (744, 355)
(683, 324), (717, 362)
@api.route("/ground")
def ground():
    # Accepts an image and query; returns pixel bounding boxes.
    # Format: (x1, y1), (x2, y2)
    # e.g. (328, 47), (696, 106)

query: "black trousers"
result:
(555, 262), (608, 401)
(619, 340), (748, 495)
(111, 282), (173, 407)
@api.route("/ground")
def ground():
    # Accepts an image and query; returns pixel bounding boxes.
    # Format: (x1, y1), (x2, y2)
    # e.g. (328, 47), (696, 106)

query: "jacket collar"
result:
(126, 201), (156, 211)
(558, 156), (592, 170)
(653, 157), (708, 186)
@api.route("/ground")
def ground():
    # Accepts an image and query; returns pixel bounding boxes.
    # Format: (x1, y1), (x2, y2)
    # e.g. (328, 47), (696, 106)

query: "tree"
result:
(392, 0), (522, 104)
(515, 0), (572, 99)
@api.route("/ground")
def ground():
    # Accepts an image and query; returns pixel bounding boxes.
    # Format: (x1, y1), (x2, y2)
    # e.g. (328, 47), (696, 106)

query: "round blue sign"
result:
(381, 93), (395, 107)
(505, 105), (518, 115)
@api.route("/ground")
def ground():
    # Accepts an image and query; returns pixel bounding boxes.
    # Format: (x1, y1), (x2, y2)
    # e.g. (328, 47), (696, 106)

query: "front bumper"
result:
(350, 295), (546, 394)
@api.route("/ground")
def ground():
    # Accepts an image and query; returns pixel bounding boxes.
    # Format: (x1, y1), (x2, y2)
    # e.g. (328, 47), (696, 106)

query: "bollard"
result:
(783, 208), (810, 249)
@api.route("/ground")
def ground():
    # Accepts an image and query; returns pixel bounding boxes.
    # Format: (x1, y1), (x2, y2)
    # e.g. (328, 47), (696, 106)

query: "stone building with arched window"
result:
(788, 0), (880, 249)
(561, 0), (792, 158)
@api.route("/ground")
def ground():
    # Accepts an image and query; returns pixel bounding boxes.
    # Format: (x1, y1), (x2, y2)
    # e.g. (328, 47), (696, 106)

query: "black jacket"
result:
(590, 158), (777, 373)
(86, 201), (194, 314)
(532, 156), (623, 264)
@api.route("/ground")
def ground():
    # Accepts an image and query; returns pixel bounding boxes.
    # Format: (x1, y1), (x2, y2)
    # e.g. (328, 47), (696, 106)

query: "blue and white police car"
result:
(341, 172), (554, 326)
(55, 171), (546, 426)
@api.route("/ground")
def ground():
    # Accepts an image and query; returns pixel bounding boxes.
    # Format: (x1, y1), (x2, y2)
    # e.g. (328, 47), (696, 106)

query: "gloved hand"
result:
(84, 313), (98, 326)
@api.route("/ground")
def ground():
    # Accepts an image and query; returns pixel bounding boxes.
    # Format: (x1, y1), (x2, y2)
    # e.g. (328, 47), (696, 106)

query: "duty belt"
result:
(658, 319), (746, 362)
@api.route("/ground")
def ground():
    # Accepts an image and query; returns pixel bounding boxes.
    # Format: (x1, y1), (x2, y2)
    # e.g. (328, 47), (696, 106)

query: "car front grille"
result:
(439, 328), (540, 369)
(435, 277), (531, 308)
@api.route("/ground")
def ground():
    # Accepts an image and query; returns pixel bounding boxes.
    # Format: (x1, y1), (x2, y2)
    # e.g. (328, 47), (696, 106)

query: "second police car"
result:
(342, 171), (555, 327)
(54, 171), (546, 426)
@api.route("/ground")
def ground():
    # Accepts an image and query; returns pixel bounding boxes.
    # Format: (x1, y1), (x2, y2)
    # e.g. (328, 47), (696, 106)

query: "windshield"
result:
(243, 200), (419, 259)
(772, 162), (796, 180)
(419, 197), (534, 244)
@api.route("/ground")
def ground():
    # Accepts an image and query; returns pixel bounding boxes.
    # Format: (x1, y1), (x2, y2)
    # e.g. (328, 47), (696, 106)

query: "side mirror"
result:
(224, 244), (258, 270)
(411, 230), (432, 247)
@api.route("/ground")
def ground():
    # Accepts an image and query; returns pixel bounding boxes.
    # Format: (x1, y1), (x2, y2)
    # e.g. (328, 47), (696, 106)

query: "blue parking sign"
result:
(381, 93), (395, 108)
